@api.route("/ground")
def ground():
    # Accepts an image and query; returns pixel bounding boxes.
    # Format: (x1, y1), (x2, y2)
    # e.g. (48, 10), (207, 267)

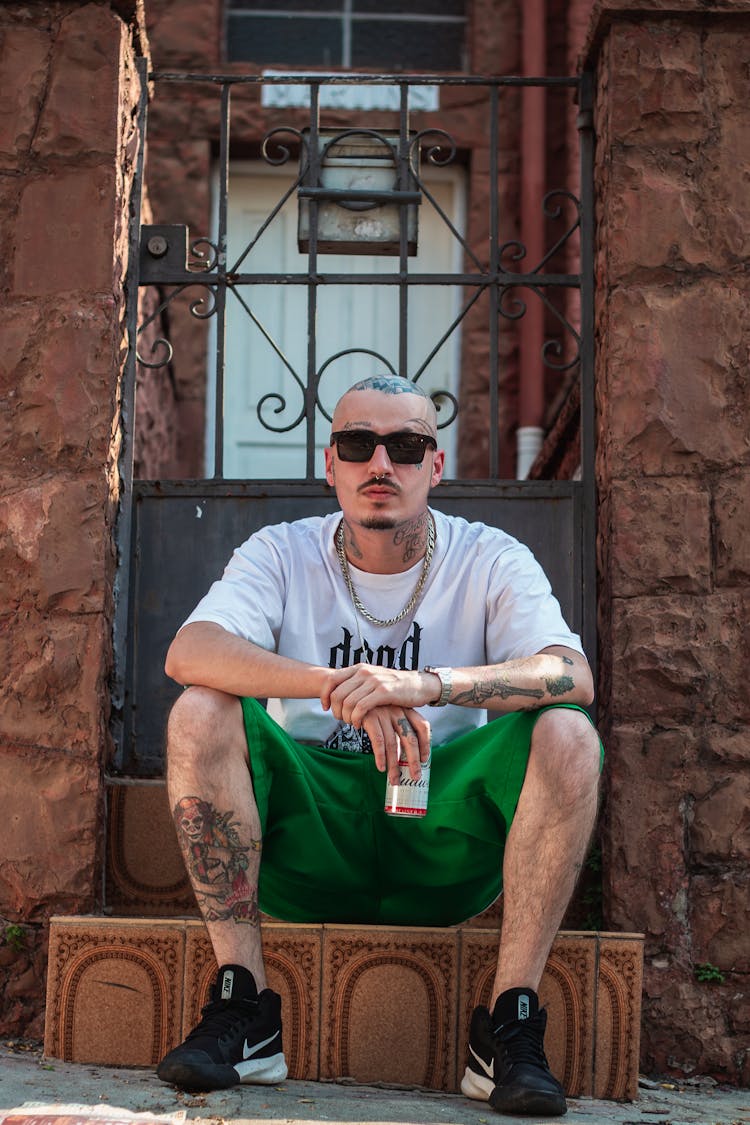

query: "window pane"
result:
(354, 0), (465, 14)
(226, 14), (342, 65)
(351, 20), (464, 69)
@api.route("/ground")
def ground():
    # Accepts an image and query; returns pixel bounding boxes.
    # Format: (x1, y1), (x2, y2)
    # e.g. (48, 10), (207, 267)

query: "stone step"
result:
(44, 916), (644, 1101)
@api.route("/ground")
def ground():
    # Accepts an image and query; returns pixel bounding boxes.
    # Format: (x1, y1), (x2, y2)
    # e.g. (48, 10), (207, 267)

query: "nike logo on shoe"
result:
(243, 1030), (280, 1059)
(469, 1043), (494, 1080)
(518, 994), (530, 1020)
(220, 970), (235, 1000)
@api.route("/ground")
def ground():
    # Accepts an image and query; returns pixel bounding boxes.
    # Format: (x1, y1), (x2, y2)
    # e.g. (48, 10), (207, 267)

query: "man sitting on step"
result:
(156, 374), (602, 1118)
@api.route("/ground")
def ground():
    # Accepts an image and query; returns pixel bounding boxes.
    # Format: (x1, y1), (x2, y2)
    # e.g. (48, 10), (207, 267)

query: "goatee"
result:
(361, 517), (398, 530)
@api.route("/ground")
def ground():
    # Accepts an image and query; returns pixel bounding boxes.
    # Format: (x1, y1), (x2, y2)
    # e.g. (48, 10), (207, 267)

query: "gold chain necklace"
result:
(335, 515), (435, 628)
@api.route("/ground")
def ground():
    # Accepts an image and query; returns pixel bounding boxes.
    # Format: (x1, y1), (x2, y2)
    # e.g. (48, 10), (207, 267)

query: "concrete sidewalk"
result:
(2, 1044), (749, 1125)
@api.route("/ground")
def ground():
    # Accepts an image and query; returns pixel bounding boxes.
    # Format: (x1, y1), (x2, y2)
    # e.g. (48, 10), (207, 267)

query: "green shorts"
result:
(241, 699), (601, 927)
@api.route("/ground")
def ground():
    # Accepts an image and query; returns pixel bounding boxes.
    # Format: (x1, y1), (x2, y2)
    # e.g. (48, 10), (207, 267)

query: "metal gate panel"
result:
(113, 69), (596, 776)
(121, 481), (582, 775)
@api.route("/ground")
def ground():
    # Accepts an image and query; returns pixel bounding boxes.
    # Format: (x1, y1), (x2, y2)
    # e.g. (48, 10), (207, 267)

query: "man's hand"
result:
(321, 664), (437, 728)
(360, 705), (431, 784)
(321, 665), (433, 781)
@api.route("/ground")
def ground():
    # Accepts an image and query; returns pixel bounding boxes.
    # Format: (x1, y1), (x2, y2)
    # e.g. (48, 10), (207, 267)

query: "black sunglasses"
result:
(330, 429), (437, 465)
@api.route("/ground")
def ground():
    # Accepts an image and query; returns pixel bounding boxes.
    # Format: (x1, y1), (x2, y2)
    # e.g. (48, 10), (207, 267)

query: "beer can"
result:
(384, 742), (431, 818)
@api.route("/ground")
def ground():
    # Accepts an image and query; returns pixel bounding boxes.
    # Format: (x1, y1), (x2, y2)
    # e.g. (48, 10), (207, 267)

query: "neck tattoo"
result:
(335, 514), (435, 628)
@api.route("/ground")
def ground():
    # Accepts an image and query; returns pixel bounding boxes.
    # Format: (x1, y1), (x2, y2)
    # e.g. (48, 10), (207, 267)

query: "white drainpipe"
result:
(516, 424), (545, 479)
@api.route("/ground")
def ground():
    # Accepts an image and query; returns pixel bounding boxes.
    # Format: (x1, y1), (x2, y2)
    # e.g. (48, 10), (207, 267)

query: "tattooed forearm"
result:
(174, 796), (262, 925)
(452, 667), (576, 707)
(545, 674), (575, 697)
(452, 678), (546, 707)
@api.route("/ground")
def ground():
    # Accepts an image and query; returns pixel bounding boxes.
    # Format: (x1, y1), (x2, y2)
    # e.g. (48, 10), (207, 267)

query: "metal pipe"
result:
(517, 0), (547, 478)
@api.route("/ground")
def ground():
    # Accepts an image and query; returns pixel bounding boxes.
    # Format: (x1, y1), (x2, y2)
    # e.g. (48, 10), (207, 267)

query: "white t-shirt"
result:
(181, 508), (584, 745)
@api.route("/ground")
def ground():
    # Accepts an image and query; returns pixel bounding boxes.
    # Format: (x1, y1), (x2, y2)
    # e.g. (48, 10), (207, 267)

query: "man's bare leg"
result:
(166, 686), (266, 988)
(490, 707), (601, 1005)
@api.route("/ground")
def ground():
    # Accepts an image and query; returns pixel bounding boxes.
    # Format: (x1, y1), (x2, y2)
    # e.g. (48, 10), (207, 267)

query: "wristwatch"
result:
(424, 666), (453, 707)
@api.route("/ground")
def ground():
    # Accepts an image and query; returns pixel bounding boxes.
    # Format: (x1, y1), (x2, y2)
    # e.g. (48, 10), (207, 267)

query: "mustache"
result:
(358, 476), (400, 495)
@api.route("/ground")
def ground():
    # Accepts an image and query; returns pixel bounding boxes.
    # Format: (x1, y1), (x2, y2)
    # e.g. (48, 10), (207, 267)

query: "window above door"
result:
(225, 0), (468, 70)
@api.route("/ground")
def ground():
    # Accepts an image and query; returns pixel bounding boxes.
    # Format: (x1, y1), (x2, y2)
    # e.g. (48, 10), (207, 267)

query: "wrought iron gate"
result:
(112, 64), (596, 776)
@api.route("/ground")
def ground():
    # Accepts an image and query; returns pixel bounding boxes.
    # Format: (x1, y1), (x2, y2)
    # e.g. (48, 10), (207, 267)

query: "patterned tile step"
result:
(105, 781), (197, 917)
(45, 917), (643, 1099)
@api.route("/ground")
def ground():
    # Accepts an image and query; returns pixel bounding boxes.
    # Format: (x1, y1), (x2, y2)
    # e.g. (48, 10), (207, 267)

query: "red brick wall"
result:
(589, 2), (750, 1083)
(0, 0), (146, 1036)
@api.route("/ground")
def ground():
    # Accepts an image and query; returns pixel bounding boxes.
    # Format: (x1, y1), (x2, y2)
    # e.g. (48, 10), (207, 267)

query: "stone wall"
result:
(588, 0), (750, 1083)
(0, 0), (147, 1036)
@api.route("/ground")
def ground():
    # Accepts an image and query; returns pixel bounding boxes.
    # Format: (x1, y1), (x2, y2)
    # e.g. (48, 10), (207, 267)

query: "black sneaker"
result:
(460, 987), (567, 1117)
(157, 964), (288, 1092)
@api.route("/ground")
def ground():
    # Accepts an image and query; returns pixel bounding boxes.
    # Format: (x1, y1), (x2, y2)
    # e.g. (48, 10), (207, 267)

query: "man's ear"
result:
(430, 449), (445, 488)
(324, 446), (336, 488)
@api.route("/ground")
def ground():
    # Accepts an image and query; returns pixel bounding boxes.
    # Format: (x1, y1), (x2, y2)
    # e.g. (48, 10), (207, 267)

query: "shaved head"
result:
(333, 375), (438, 437)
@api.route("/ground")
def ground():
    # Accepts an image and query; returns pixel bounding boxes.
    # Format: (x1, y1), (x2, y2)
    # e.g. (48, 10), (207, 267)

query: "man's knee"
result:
(529, 707), (601, 798)
(166, 686), (246, 766)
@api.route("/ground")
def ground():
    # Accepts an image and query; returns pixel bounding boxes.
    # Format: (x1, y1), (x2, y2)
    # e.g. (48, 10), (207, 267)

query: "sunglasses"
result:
(330, 429), (438, 465)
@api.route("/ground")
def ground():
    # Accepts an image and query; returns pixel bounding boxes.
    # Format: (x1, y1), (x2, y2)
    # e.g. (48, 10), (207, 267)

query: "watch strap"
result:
(424, 665), (453, 707)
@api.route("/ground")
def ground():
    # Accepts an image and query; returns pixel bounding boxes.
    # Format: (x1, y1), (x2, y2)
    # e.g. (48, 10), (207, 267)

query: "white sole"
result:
(236, 1052), (289, 1084)
(460, 1067), (493, 1101)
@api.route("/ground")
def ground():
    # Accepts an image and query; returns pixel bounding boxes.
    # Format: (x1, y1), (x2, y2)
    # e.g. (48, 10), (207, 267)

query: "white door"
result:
(214, 162), (466, 479)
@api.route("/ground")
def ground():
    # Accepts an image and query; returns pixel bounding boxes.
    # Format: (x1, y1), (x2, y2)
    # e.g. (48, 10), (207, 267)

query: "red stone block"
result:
(610, 592), (750, 724)
(0, 476), (110, 615)
(0, 611), (109, 754)
(0, 303), (41, 394)
(691, 769), (750, 865)
(600, 283), (749, 475)
(640, 964), (741, 1083)
(601, 725), (691, 948)
(2, 302), (120, 472)
(606, 22), (705, 145)
(32, 6), (123, 160)
(609, 477), (711, 596)
(689, 872), (750, 973)
(698, 724), (750, 765)
(606, 150), (715, 278)
(0, 24), (50, 167)
(714, 467), (750, 585)
(13, 168), (117, 296)
(0, 745), (100, 920)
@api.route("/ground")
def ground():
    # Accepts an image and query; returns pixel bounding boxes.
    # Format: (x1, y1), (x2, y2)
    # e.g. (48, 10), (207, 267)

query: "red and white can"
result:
(384, 742), (431, 818)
